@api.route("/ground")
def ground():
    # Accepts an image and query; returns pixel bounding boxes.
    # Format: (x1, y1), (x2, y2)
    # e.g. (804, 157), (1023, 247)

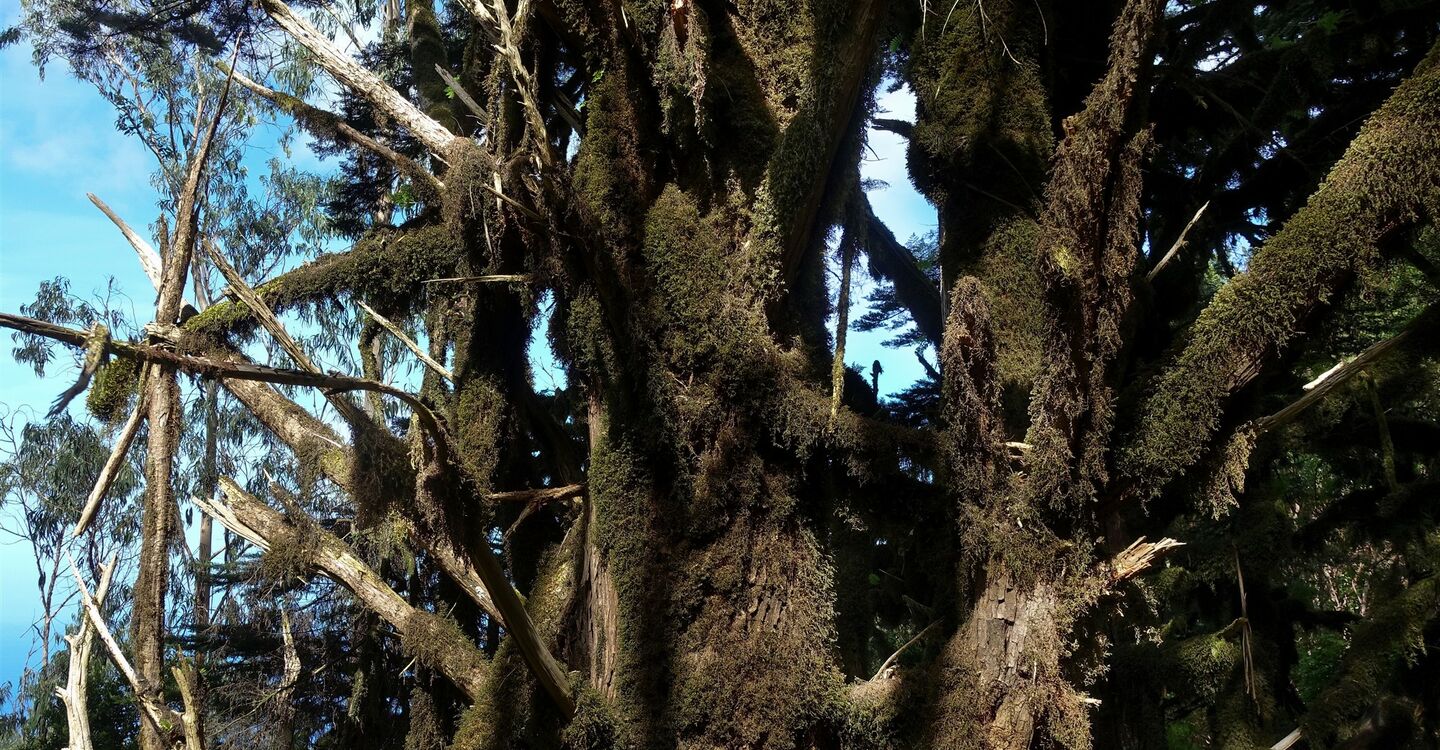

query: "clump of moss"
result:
(441, 141), (495, 243)
(640, 184), (768, 376)
(85, 357), (139, 425)
(451, 377), (508, 490)
(561, 684), (626, 750)
(405, 686), (445, 750)
(904, 0), (1052, 271)
(670, 521), (844, 750)
(556, 291), (622, 401)
(972, 219), (1044, 398)
(939, 277), (1004, 498)
(258, 516), (320, 583)
(401, 609), (490, 690)
(572, 71), (653, 244)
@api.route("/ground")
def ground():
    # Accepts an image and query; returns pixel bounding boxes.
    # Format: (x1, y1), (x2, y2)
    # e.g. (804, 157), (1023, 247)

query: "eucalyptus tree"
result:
(3, 0), (1439, 749)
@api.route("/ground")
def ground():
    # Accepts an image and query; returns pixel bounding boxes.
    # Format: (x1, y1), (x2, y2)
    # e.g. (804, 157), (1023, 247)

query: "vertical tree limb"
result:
(54, 554), (117, 750)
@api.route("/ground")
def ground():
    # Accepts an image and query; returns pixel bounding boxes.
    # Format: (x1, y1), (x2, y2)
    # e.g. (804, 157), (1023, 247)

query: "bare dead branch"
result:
(74, 378), (149, 537)
(68, 553), (186, 746)
(870, 619), (939, 681)
(488, 483), (585, 504)
(1146, 201), (1209, 283)
(357, 300), (454, 381)
(421, 274), (534, 284)
(1252, 301), (1438, 435)
(259, 0), (459, 155)
(433, 64), (487, 123)
(54, 554), (117, 750)
(86, 194), (195, 313)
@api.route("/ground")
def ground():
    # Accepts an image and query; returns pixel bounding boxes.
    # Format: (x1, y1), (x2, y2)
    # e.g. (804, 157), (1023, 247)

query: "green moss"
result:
(971, 219), (1044, 395)
(401, 609), (490, 689)
(406, 0), (461, 134)
(452, 377), (507, 490)
(556, 287), (618, 378)
(573, 71), (652, 243)
(1302, 575), (1439, 744)
(85, 357), (139, 425)
(640, 184), (768, 375)
(905, 0), (1052, 271)
(441, 141), (494, 241)
(405, 687), (446, 750)
(561, 684), (626, 750)
(258, 515), (320, 583)
(184, 224), (459, 339)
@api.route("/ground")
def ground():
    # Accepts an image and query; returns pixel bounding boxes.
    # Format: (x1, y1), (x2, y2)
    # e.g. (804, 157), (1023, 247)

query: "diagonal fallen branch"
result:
(357, 300), (454, 382)
(259, 0), (459, 155)
(1253, 300), (1439, 435)
(86, 194), (195, 314)
(198, 479), (492, 699)
(54, 554), (117, 750)
(1146, 201), (1209, 283)
(0, 311), (449, 449)
(74, 375), (149, 537)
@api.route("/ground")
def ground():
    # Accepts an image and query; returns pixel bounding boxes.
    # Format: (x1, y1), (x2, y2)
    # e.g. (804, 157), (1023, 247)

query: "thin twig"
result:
(1147, 201), (1209, 283)
(870, 620), (940, 681)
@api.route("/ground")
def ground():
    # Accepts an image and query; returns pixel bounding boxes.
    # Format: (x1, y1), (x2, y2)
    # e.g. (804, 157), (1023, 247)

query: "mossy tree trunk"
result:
(11, 0), (1440, 748)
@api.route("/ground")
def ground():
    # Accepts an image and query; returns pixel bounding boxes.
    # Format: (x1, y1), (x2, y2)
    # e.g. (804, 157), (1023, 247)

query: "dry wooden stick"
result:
(1146, 201), (1209, 283)
(74, 373), (150, 537)
(421, 274), (533, 284)
(1109, 536), (1186, 583)
(87, 194), (195, 312)
(433, 64), (487, 122)
(357, 300), (454, 382)
(197, 481), (492, 699)
(1253, 301), (1437, 434)
(870, 619), (940, 681)
(258, 0), (458, 155)
(68, 553), (186, 746)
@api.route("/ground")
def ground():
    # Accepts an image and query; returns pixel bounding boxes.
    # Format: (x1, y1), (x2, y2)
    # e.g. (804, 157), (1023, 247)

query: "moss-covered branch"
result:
(200, 480), (492, 700)
(1119, 45), (1440, 501)
(184, 225), (459, 338)
(1300, 575), (1439, 746)
(863, 195), (943, 346)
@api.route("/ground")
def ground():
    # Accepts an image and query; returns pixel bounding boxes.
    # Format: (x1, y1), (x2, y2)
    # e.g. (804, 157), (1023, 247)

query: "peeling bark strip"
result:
(200, 479), (492, 700)
(1120, 45), (1440, 501)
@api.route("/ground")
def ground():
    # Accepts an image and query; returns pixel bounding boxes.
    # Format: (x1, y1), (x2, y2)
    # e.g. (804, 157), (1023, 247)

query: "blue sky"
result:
(0, 0), (936, 698)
